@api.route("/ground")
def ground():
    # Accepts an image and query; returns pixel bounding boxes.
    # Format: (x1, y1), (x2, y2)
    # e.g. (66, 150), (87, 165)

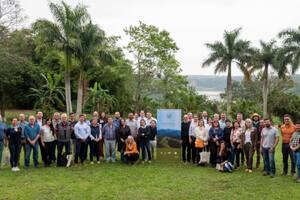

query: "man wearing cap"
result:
(280, 114), (296, 176)
(252, 113), (261, 168)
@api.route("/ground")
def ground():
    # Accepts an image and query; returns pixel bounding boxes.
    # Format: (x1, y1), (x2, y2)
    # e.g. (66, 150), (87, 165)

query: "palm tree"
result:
(253, 40), (277, 118)
(75, 22), (106, 115)
(32, 1), (90, 114)
(278, 26), (300, 75)
(202, 28), (251, 116)
(28, 73), (65, 116)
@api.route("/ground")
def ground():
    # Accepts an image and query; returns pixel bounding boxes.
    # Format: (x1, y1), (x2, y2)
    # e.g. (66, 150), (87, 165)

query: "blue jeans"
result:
(141, 140), (151, 161)
(294, 151), (300, 178)
(263, 147), (276, 175)
(25, 142), (39, 167)
(105, 140), (116, 162)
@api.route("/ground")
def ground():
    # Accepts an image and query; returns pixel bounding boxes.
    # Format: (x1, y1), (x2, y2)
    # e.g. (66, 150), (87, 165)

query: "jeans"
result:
(263, 147), (276, 175)
(9, 143), (22, 168)
(0, 141), (3, 165)
(75, 139), (88, 164)
(44, 141), (55, 166)
(140, 140), (151, 161)
(150, 140), (157, 160)
(282, 143), (295, 174)
(233, 143), (242, 167)
(244, 143), (254, 170)
(25, 142), (39, 167)
(89, 140), (100, 162)
(57, 141), (71, 165)
(294, 151), (300, 178)
(105, 140), (116, 162)
(181, 138), (191, 162)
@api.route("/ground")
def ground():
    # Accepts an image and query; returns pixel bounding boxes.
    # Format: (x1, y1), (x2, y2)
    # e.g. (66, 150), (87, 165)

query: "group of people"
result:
(181, 111), (300, 183)
(1, 110), (300, 183)
(0, 110), (157, 171)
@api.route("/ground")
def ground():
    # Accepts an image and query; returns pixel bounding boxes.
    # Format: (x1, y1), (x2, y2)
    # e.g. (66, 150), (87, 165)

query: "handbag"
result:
(195, 139), (204, 148)
(199, 149), (210, 164)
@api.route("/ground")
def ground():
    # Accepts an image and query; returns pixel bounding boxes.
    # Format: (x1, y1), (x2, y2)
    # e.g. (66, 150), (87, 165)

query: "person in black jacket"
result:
(6, 118), (22, 171)
(181, 115), (191, 163)
(117, 118), (131, 163)
(138, 119), (151, 163)
(147, 120), (157, 160)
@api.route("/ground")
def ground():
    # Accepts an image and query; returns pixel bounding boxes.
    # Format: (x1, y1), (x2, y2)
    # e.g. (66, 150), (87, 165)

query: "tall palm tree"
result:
(202, 28), (251, 116)
(32, 1), (90, 114)
(253, 40), (277, 118)
(75, 22), (105, 114)
(278, 26), (300, 75)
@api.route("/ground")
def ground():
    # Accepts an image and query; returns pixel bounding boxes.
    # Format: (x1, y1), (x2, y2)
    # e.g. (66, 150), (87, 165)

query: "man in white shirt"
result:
(137, 110), (146, 128)
(202, 111), (209, 125)
(145, 112), (157, 126)
(219, 113), (227, 130)
(189, 115), (199, 164)
(74, 114), (92, 164)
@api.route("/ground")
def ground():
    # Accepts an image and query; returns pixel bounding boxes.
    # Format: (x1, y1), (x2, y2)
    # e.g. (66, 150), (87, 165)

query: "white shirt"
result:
(137, 116), (146, 128)
(245, 129), (252, 144)
(74, 122), (93, 140)
(189, 121), (198, 137)
(194, 126), (208, 142)
(41, 125), (55, 142)
(145, 117), (157, 126)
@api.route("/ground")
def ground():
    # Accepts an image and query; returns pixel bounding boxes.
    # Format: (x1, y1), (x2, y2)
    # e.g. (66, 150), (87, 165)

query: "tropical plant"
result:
(27, 73), (65, 116)
(202, 28), (251, 116)
(33, 1), (90, 114)
(88, 82), (117, 113)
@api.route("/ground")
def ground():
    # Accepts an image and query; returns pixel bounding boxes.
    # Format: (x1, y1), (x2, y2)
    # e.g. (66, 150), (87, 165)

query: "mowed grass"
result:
(1, 110), (300, 199)
(0, 149), (299, 200)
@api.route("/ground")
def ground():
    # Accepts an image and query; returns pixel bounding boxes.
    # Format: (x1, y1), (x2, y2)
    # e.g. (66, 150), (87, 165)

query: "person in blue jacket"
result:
(208, 120), (224, 167)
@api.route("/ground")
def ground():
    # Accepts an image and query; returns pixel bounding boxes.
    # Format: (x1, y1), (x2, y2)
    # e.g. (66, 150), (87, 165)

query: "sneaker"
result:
(97, 161), (100, 164)
(11, 167), (16, 172)
(263, 172), (269, 176)
(148, 160), (152, 164)
(90, 161), (94, 165)
(248, 169), (253, 173)
(15, 167), (20, 171)
(245, 169), (249, 172)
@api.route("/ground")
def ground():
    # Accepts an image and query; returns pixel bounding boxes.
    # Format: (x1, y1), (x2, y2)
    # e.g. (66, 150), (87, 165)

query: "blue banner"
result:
(157, 109), (181, 138)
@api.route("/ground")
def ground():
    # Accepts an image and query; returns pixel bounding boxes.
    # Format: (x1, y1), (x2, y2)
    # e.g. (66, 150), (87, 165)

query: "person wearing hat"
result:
(252, 113), (261, 168)
(290, 123), (300, 183)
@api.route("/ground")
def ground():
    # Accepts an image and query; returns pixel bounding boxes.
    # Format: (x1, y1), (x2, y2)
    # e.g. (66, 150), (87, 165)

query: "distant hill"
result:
(187, 74), (300, 94)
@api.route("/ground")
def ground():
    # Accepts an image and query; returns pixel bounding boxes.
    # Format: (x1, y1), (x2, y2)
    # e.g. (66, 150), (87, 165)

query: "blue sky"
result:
(19, 0), (300, 75)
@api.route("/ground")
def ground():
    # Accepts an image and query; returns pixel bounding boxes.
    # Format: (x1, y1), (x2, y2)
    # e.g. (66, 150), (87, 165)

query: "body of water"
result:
(197, 91), (222, 101)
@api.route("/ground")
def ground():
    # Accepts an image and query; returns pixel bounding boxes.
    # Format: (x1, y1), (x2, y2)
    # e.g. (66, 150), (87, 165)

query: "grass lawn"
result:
(0, 149), (299, 200)
(1, 110), (299, 199)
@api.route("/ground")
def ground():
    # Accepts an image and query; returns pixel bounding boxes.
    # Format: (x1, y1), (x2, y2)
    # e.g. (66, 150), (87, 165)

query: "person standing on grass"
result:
(208, 120), (223, 167)
(40, 118), (55, 166)
(138, 119), (152, 163)
(219, 120), (233, 163)
(193, 119), (208, 165)
(231, 121), (243, 169)
(56, 113), (72, 166)
(202, 111), (209, 125)
(74, 114), (92, 164)
(181, 115), (191, 163)
(289, 123), (300, 183)
(0, 114), (7, 167)
(69, 112), (77, 162)
(98, 112), (107, 160)
(137, 110), (146, 128)
(241, 119), (257, 173)
(145, 112), (157, 126)
(237, 113), (246, 166)
(189, 115), (199, 164)
(148, 120), (157, 160)
(261, 119), (279, 178)
(126, 113), (139, 150)
(24, 115), (40, 168)
(17, 113), (28, 159)
(252, 113), (262, 168)
(117, 118), (131, 163)
(280, 114), (296, 176)
(124, 136), (139, 164)
(6, 118), (22, 172)
(36, 111), (46, 164)
(89, 117), (101, 164)
(102, 117), (117, 163)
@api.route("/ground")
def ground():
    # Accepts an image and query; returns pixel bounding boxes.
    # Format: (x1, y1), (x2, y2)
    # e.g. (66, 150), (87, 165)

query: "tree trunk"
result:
(65, 52), (73, 115)
(226, 62), (232, 117)
(0, 92), (5, 118)
(76, 70), (84, 115)
(135, 55), (142, 112)
(82, 76), (89, 110)
(262, 64), (269, 118)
